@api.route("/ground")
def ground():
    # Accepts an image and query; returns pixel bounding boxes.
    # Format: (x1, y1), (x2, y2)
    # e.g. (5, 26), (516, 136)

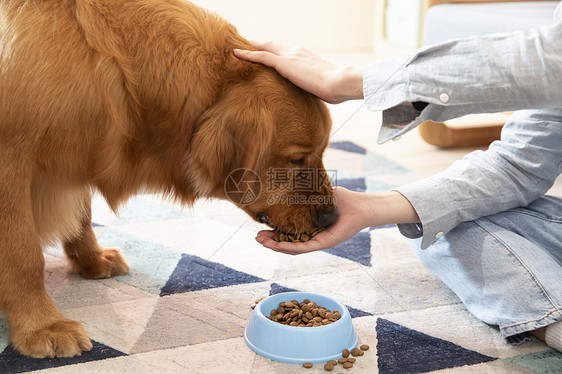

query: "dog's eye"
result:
(290, 159), (305, 167)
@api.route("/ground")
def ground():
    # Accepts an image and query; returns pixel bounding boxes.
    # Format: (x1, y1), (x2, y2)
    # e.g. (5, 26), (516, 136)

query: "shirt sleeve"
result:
(364, 20), (562, 144)
(362, 13), (562, 249)
(395, 109), (562, 249)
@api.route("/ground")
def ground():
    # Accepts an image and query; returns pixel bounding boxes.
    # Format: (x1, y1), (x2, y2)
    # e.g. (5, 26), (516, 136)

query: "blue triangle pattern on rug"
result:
(269, 282), (299, 296)
(337, 178), (366, 192)
(376, 318), (496, 374)
(329, 141), (367, 155)
(347, 305), (373, 318)
(504, 350), (562, 373)
(325, 231), (371, 266)
(268, 283), (372, 319)
(100, 229), (182, 295)
(366, 151), (410, 175)
(91, 222), (104, 227)
(160, 254), (265, 296)
(0, 341), (126, 374)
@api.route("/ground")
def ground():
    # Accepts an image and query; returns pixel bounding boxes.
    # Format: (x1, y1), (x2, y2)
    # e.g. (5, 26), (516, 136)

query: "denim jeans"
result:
(410, 195), (562, 341)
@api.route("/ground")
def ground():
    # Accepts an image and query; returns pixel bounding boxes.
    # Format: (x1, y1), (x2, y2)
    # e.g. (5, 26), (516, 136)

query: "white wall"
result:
(189, 0), (377, 54)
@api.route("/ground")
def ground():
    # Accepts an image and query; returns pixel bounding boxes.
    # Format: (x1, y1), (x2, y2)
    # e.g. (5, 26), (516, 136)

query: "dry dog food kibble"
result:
(303, 362), (313, 368)
(274, 228), (322, 243)
(267, 299), (340, 327)
(321, 344), (370, 371)
(250, 296), (267, 309)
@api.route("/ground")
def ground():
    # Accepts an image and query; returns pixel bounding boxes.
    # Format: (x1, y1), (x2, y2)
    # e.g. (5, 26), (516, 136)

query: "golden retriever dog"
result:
(0, 0), (338, 358)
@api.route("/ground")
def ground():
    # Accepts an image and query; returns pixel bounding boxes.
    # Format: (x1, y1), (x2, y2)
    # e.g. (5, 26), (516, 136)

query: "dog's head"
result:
(75, 0), (337, 235)
(188, 68), (338, 237)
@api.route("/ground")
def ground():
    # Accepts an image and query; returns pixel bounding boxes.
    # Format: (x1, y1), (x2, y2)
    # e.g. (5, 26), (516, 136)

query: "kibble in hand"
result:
(274, 228), (322, 243)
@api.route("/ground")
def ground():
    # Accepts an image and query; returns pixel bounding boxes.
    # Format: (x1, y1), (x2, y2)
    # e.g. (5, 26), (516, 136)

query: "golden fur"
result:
(0, 0), (336, 357)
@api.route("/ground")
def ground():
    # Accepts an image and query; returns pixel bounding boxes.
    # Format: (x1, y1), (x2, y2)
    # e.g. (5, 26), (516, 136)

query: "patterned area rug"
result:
(1, 141), (561, 374)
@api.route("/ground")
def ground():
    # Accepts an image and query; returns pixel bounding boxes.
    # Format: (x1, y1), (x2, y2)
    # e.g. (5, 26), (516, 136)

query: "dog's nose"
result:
(313, 206), (340, 228)
(257, 212), (269, 224)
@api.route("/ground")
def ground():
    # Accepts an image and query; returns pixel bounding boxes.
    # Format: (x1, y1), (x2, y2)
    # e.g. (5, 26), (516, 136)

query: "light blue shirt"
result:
(363, 2), (562, 249)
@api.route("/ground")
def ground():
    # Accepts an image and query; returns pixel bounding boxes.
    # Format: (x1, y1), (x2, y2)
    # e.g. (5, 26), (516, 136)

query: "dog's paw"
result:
(14, 319), (93, 358)
(79, 248), (130, 279)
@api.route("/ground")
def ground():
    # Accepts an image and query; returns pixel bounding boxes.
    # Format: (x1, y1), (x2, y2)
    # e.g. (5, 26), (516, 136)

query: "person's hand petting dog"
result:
(235, 42), (420, 255)
(233, 41), (364, 104)
(255, 188), (420, 254)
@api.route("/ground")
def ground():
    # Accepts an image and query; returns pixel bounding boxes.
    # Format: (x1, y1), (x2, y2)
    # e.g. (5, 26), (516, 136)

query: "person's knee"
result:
(408, 220), (485, 274)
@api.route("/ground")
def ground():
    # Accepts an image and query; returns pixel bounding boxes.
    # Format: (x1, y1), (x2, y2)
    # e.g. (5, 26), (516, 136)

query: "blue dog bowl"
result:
(244, 292), (358, 364)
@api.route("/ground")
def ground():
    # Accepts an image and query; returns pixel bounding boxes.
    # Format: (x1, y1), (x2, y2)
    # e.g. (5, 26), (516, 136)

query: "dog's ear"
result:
(188, 86), (275, 197)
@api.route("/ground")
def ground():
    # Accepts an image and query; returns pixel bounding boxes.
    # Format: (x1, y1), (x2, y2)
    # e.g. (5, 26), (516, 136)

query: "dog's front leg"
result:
(63, 193), (129, 279)
(0, 154), (93, 358)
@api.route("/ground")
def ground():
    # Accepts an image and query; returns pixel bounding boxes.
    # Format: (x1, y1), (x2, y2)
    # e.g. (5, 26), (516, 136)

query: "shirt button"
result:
(439, 93), (449, 103)
(435, 232), (444, 239)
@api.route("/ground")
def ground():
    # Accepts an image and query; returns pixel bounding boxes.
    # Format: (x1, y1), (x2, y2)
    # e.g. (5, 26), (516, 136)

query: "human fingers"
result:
(261, 237), (322, 255)
(232, 49), (280, 68)
(255, 230), (275, 241)
(247, 40), (293, 55)
(255, 229), (339, 255)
